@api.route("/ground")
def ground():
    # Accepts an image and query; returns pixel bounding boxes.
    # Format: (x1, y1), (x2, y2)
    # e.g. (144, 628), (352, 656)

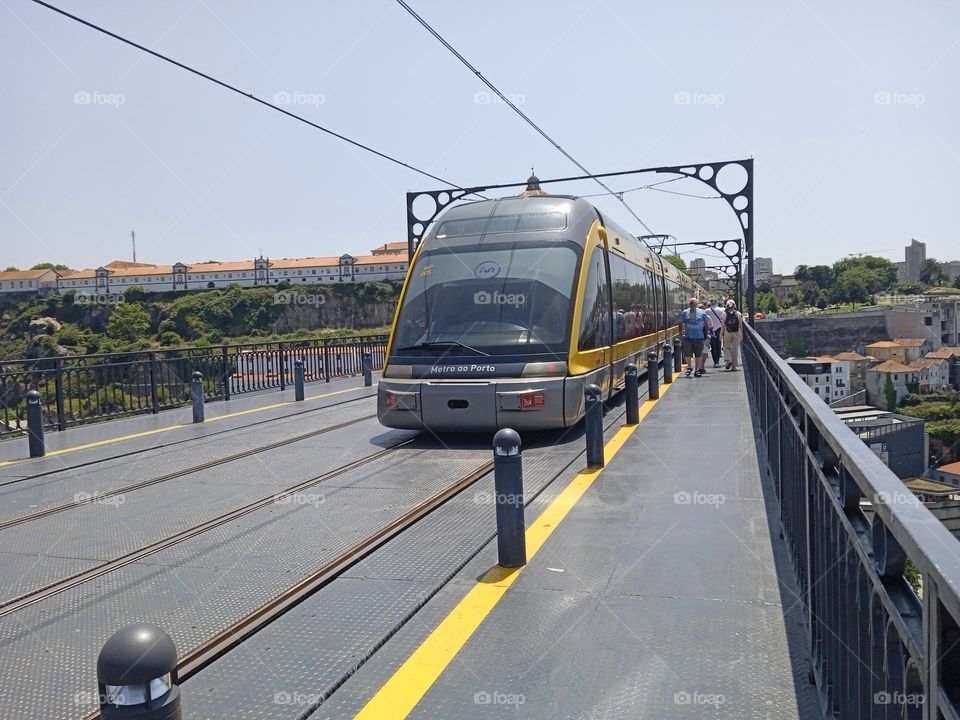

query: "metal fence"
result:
(0, 335), (388, 437)
(743, 325), (960, 720)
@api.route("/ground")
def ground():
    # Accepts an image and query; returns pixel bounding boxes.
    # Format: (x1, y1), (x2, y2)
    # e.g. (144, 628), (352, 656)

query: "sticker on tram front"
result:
(474, 260), (501, 278)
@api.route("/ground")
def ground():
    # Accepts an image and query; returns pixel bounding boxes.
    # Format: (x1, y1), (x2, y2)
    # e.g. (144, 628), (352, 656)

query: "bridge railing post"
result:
(362, 352), (372, 387)
(190, 371), (204, 424)
(624, 364), (639, 425)
(97, 623), (183, 719)
(647, 352), (659, 400)
(584, 384), (604, 468)
(294, 358), (305, 401)
(493, 428), (526, 568)
(26, 389), (45, 458)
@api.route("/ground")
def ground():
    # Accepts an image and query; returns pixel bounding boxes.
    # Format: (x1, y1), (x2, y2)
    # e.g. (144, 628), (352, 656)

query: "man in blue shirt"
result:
(677, 297), (712, 377)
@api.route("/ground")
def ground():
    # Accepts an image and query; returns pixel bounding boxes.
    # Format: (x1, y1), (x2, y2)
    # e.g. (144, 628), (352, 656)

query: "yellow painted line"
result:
(0, 382), (378, 467)
(353, 381), (672, 720)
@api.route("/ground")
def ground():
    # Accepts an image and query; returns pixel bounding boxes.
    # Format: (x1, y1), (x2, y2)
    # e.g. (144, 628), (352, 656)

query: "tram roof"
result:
(426, 195), (613, 249)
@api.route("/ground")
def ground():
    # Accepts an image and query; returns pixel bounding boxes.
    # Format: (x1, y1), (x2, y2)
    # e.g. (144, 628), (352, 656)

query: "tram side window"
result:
(578, 248), (611, 350)
(609, 255), (631, 342)
(633, 265), (652, 336)
(665, 279), (682, 325)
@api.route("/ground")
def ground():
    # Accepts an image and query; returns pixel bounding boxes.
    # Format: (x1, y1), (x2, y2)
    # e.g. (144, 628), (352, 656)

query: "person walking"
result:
(705, 298), (724, 368)
(678, 297), (710, 377)
(721, 299), (744, 370)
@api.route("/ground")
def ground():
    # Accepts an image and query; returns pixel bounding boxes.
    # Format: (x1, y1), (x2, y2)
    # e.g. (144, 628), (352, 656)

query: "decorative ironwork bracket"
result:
(405, 159), (754, 319)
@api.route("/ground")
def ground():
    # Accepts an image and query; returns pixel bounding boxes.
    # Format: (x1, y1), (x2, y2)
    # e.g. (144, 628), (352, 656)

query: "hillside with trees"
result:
(0, 281), (401, 361)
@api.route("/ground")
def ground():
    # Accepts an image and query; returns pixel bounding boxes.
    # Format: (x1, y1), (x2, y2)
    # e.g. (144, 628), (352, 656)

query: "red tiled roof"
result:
(869, 360), (917, 373)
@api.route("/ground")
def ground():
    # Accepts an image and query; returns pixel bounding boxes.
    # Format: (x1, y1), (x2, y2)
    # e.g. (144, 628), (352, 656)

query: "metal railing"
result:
(0, 335), (387, 437)
(743, 324), (960, 719)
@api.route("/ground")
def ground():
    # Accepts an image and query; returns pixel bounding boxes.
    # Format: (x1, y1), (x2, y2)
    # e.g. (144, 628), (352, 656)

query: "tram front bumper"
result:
(378, 378), (568, 431)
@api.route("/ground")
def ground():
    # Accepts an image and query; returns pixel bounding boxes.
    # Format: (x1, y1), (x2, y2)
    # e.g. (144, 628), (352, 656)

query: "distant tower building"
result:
(754, 257), (773, 283)
(689, 258), (706, 282)
(904, 239), (926, 283)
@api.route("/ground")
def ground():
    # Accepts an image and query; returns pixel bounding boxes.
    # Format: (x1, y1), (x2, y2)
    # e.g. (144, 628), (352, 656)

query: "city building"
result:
(893, 337), (933, 357)
(753, 257), (773, 283)
(52, 246), (410, 295)
(903, 478), (960, 541)
(832, 405), (926, 479)
(830, 352), (874, 395)
(912, 357), (952, 393)
(787, 356), (848, 403)
(865, 339), (926, 364)
(925, 347), (960, 389)
(689, 258), (706, 279)
(0, 268), (61, 294)
(940, 260), (960, 283)
(932, 461), (960, 486)
(866, 360), (920, 409)
(903, 238), (926, 283)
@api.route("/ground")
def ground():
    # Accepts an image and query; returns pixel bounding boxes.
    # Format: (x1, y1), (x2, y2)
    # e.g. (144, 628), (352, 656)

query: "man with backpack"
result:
(721, 299), (744, 370)
(678, 297), (712, 377)
(706, 298), (725, 368)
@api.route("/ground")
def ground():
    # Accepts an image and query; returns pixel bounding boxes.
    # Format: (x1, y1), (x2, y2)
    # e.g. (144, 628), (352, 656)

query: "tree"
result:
(124, 285), (147, 301)
(884, 374), (897, 411)
(31, 262), (70, 271)
(757, 281), (773, 294)
(954, 275), (960, 290)
(808, 265), (836, 289)
(663, 255), (686, 271)
(106, 302), (150, 342)
(785, 338), (807, 356)
(920, 258), (947, 286)
(794, 265), (810, 283)
(3, 266), (18, 272)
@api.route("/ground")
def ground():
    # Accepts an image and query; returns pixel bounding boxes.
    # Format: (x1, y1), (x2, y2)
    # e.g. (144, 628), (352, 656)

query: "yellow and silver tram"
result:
(378, 192), (703, 431)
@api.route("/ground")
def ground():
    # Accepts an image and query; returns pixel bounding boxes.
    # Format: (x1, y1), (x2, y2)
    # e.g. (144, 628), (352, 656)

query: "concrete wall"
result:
(755, 309), (935, 356)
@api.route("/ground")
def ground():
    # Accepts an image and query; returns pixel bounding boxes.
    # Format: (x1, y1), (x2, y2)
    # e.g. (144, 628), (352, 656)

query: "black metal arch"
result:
(405, 159), (754, 320)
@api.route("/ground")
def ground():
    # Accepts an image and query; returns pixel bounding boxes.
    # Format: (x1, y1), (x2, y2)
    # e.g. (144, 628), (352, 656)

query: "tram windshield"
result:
(393, 242), (579, 358)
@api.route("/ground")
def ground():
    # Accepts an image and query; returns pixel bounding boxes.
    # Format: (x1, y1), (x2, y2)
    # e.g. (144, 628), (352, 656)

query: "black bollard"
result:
(362, 352), (372, 387)
(97, 623), (183, 720)
(190, 371), (204, 424)
(294, 358), (305, 401)
(493, 428), (526, 568)
(647, 352), (660, 400)
(584, 384), (604, 468)
(26, 389), (45, 458)
(624, 364), (639, 425)
(662, 345), (673, 385)
(673, 338), (682, 372)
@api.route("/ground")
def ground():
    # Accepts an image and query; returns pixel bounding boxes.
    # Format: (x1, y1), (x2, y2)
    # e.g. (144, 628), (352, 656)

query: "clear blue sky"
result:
(2, 1), (958, 276)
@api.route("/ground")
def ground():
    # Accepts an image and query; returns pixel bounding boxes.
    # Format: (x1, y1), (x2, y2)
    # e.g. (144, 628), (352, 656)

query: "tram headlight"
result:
(520, 361), (567, 377)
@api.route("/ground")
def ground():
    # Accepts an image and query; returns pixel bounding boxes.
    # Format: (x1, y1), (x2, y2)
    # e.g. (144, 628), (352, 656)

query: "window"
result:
(607, 254), (656, 340)
(437, 212), (567, 239)
(578, 247), (611, 351)
(394, 241), (579, 357)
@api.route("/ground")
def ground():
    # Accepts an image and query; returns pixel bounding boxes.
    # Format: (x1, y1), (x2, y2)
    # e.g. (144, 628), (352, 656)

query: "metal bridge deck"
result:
(0, 373), (379, 471)
(318, 368), (823, 719)
(0, 365), (825, 719)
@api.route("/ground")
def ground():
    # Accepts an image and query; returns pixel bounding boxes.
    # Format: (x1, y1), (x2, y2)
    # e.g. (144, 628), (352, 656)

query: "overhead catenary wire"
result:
(393, 0), (657, 235)
(30, 0), (465, 190)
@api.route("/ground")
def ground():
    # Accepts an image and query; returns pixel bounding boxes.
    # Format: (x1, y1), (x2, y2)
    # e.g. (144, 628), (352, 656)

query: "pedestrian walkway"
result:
(330, 368), (823, 719)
